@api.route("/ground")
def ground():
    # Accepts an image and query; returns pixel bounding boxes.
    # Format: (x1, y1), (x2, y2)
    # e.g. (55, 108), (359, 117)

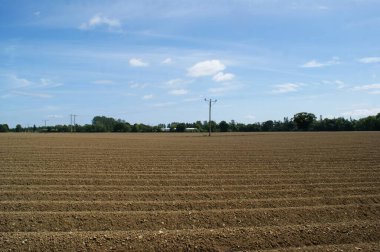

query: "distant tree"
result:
(195, 121), (203, 131)
(355, 115), (379, 131)
(219, 121), (229, 132)
(293, 112), (316, 131)
(113, 122), (128, 132)
(131, 123), (140, 132)
(0, 124), (9, 132)
(33, 124), (37, 132)
(229, 120), (238, 132)
(169, 123), (177, 132)
(205, 120), (217, 132)
(139, 124), (153, 132)
(176, 123), (186, 132)
(15, 124), (23, 132)
(262, 120), (274, 131)
(92, 116), (117, 132)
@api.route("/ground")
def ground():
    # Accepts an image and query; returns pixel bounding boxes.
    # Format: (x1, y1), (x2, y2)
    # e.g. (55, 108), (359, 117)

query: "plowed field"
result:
(0, 132), (379, 251)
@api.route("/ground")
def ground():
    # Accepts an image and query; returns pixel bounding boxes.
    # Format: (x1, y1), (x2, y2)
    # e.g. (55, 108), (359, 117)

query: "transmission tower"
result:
(204, 98), (217, 136)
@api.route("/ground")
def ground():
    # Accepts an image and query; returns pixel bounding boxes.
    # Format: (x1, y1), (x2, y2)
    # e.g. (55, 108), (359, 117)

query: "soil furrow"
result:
(1, 204), (379, 232)
(0, 221), (378, 251)
(0, 196), (379, 212)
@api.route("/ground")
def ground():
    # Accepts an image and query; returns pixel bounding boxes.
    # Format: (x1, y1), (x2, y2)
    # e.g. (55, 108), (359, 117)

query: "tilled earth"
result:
(0, 132), (379, 251)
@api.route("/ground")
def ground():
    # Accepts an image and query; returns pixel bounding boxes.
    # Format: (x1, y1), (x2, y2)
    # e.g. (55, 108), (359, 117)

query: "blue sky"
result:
(1, 0), (380, 127)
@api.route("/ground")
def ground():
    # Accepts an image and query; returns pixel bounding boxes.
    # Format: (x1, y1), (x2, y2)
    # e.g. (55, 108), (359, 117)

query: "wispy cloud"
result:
(358, 57), (380, 64)
(47, 114), (63, 119)
(161, 58), (173, 64)
(353, 83), (380, 94)
(79, 14), (121, 31)
(342, 108), (380, 118)
(153, 102), (176, 108)
(245, 115), (256, 121)
(8, 74), (31, 87)
(38, 78), (62, 88)
(322, 80), (345, 89)
(11, 91), (52, 99)
(272, 83), (302, 93)
(130, 82), (148, 89)
(165, 79), (192, 88)
(169, 89), (188, 95)
(129, 58), (149, 67)
(212, 72), (235, 82)
(208, 83), (239, 94)
(2, 74), (61, 99)
(142, 94), (153, 100)
(300, 57), (340, 68)
(93, 79), (114, 85)
(188, 60), (225, 77)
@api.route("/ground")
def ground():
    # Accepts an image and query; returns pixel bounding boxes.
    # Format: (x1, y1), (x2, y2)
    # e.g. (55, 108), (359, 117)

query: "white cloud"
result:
(9, 74), (31, 87)
(12, 91), (52, 99)
(184, 95), (203, 102)
(212, 72), (235, 82)
(38, 78), (62, 88)
(188, 60), (225, 77)
(334, 80), (345, 89)
(161, 58), (173, 64)
(272, 83), (302, 93)
(342, 108), (380, 118)
(301, 60), (324, 68)
(2, 75), (61, 99)
(353, 83), (380, 94)
(169, 89), (188, 95)
(47, 115), (63, 119)
(153, 102), (176, 108)
(142, 94), (153, 100)
(129, 58), (149, 67)
(130, 82), (148, 89)
(245, 115), (256, 120)
(300, 57), (340, 68)
(165, 79), (192, 88)
(79, 14), (121, 30)
(322, 80), (345, 89)
(208, 83), (237, 94)
(93, 79), (114, 85)
(358, 57), (380, 64)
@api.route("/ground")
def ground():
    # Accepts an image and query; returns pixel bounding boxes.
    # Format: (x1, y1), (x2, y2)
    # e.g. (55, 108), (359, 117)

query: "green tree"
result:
(0, 124), (9, 132)
(131, 123), (140, 132)
(293, 112), (316, 131)
(229, 120), (237, 132)
(219, 121), (229, 132)
(176, 123), (186, 132)
(15, 124), (23, 132)
(262, 120), (274, 131)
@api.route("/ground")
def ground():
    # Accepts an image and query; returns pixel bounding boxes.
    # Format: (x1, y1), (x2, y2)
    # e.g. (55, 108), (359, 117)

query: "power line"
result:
(70, 114), (78, 132)
(204, 98), (217, 136)
(73, 114), (77, 132)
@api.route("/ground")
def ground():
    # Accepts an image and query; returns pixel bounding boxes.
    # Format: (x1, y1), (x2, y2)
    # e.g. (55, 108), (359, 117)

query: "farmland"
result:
(0, 132), (379, 251)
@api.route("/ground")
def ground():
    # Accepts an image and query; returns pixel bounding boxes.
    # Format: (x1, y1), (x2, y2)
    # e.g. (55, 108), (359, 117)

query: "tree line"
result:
(1, 112), (380, 133)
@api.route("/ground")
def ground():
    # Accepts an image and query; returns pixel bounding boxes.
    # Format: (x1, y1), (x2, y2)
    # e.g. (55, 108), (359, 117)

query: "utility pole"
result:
(204, 98), (217, 136)
(70, 114), (78, 132)
(73, 114), (77, 132)
(44, 120), (48, 128)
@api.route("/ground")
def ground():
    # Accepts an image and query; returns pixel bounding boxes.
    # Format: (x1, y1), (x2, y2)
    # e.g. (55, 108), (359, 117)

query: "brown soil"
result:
(0, 132), (379, 251)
